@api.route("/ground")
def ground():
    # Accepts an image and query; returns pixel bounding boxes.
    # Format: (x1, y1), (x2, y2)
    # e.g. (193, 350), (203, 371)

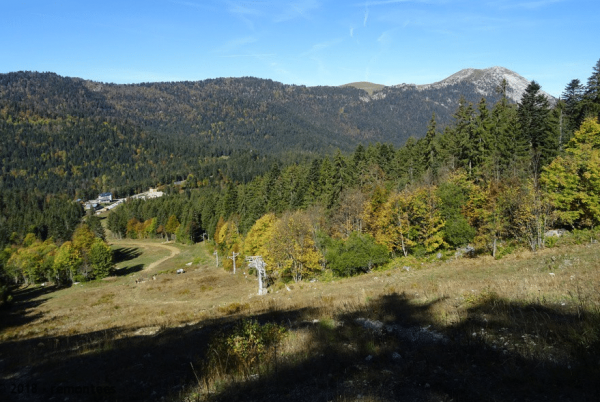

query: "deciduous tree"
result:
(542, 118), (600, 228)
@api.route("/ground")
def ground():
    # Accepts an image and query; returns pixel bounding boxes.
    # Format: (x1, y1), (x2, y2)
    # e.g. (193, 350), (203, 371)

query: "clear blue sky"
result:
(1, 0), (598, 97)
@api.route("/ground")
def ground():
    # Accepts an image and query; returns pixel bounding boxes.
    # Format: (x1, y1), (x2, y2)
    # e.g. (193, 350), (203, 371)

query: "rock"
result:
(545, 229), (567, 237)
(455, 245), (475, 258)
(355, 318), (384, 333)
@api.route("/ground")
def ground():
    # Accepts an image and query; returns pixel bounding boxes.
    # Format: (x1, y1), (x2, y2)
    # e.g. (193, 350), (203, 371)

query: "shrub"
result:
(204, 319), (287, 379)
(326, 232), (390, 277)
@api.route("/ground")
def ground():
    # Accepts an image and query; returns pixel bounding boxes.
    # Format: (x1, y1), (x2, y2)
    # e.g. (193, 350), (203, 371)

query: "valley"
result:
(1, 59), (600, 401)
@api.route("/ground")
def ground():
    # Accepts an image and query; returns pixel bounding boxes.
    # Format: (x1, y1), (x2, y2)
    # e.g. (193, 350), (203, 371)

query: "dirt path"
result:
(112, 241), (181, 271)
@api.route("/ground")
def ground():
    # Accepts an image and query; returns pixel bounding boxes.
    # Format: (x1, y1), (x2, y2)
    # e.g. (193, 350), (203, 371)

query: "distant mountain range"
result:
(1, 67), (553, 153)
(0, 67), (556, 194)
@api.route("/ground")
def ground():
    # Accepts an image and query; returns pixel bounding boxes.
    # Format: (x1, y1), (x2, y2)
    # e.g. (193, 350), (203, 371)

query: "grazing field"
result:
(1, 240), (599, 402)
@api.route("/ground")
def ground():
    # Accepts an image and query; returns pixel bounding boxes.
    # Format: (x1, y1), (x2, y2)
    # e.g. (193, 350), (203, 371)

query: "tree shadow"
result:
(0, 293), (598, 402)
(112, 247), (143, 264)
(114, 264), (144, 277)
(196, 293), (600, 402)
(0, 285), (54, 333)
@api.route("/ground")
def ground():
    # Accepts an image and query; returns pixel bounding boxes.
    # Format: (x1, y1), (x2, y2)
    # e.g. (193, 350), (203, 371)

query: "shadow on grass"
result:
(0, 285), (54, 333)
(0, 293), (598, 402)
(112, 247), (143, 264)
(114, 264), (144, 276)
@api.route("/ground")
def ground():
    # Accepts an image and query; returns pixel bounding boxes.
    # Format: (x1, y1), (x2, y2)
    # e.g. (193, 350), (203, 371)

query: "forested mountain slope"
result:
(0, 68), (552, 197)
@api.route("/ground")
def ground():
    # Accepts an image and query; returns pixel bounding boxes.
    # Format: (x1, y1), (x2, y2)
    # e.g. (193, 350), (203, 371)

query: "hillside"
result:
(0, 238), (598, 401)
(0, 68), (554, 196)
(340, 81), (385, 95)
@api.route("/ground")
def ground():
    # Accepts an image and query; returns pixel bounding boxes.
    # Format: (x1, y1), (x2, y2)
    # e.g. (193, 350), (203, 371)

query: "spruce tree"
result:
(394, 137), (420, 185)
(304, 158), (322, 204)
(472, 98), (492, 182)
(450, 97), (476, 176)
(518, 81), (557, 178)
(584, 59), (600, 120)
(422, 113), (438, 175)
(562, 79), (585, 135)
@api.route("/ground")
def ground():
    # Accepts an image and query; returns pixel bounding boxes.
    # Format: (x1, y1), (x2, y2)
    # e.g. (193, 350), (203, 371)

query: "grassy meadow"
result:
(1, 238), (599, 401)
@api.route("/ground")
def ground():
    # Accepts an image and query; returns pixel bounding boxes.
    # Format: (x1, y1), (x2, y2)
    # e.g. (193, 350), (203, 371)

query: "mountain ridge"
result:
(0, 67), (557, 194)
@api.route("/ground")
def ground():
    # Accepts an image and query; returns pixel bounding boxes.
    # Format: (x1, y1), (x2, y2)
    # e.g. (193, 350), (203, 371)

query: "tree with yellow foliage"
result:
(542, 118), (600, 228)
(267, 211), (322, 282)
(216, 219), (243, 271)
(368, 186), (445, 257)
(243, 213), (276, 258)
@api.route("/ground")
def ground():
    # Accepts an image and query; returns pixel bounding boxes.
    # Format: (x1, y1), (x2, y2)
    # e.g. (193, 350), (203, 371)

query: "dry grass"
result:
(1, 240), (599, 401)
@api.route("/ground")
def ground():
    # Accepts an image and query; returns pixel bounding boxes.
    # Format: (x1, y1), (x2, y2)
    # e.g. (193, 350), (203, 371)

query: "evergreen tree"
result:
(583, 59), (600, 120)
(350, 144), (367, 186)
(221, 182), (238, 219)
(318, 157), (334, 206)
(562, 79), (585, 136)
(518, 81), (557, 178)
(472, 98), (492, 182)
(450, 97), (477, 176)
(394, 137), (420, 185)
(305, 158), (323, 204)
(264, 163), (284, 213)
(328, 150), (350, 209)
(422, 113), (439, 176)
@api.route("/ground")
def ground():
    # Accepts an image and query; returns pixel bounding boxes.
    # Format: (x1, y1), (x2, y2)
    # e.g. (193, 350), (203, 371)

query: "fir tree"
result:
(422, 113), (439, 175)
(584, 59), (600, 120)
(562, 79), (585, 135)
(518, 81), (557, 178)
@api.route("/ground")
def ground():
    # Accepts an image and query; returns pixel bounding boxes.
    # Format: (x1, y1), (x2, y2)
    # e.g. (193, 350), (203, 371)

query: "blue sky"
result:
(1, 0), (598, 97)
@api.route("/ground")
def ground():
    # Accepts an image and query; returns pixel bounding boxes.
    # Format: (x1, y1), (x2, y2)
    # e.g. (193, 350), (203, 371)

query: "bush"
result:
(495, 242), (517, 259)
(204, 319), (287, 379)
(544, 236), (559, 248)
(443, 215), (476, 247)
(326, 232), (390, 277)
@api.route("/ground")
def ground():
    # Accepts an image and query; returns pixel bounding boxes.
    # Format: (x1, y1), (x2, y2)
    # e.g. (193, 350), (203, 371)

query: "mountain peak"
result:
(394, 66), (554, 104)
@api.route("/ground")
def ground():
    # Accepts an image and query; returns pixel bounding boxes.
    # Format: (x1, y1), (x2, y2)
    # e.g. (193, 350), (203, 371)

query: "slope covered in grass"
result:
(0, 239), (599, 401)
